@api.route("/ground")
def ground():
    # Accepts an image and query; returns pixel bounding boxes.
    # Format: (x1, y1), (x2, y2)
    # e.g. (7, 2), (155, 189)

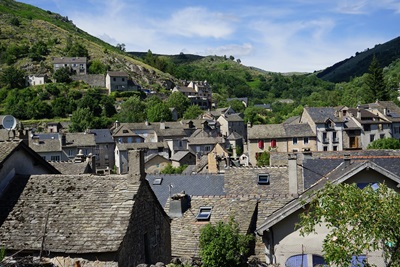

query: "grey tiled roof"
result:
(146, 174), (225, 207)
(53, 57), (87, 64)
(65, 133), (96, 147)
(49, 161), (92, 175)
(247, 124), (286, 139)
(167, 196), (258, 257)
(170, 151), (193, 161)
(29, 138), (61, 153)
(0, 141), (19, 163)
(107, 71), (128, 77)
(0, 174), (139, 253)
(227, 131), (243, 140)
(304, 107), (343, 123)
(117, 142), (168, 151)
(89, 129), (113, 143)
(284, 123), (314, 137)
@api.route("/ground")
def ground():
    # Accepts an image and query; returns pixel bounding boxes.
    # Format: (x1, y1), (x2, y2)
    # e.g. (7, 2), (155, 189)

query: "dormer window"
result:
(197, 207), (212, 221)
(258, 174), (270, 185)
(153, 177), (163, 185)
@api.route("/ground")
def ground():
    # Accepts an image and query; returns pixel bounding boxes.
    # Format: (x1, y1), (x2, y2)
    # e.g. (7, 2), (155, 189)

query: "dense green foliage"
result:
(256, 151), (270, 166)
(367, 138), (400, 149)
(160, 164), (188, 174)
(0, 66), (25, 89)
(299, 183), (400, 266)
(364, 55), (390, 102)
(199, 218), (253, 267)
(183, 105), (204, 119)
(166, 92), (190, 118)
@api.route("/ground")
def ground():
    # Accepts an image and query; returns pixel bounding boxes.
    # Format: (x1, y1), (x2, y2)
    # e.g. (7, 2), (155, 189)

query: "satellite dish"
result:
(0, 115), (17, 130)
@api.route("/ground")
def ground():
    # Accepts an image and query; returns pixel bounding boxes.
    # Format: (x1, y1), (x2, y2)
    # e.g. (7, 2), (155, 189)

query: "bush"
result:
(199, 218), (253, 267)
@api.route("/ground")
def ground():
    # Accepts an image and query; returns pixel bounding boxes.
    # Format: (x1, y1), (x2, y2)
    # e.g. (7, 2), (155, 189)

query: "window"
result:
(258, 174), (270, 185)
(197, 207), (212, 221)
(333, 146), (338, 151)
(285, 254), (327, 267)
(153, 177), (163, 185)
(205, 145), (211, 152)
(270, 139), (277, 148)
(303, 137), (309, 145)
(292, 137), (298, 145)
(333, 131), (338, 143)
(322, 132), (328, 143)
(380, 134), (385, 139)
(364, 124), (371, 131)
(113, 77), (116, 82)
(323, 146), (328, 151)
(370, 134), (375, 142)
(42, 156), (46, 161)
(51, 155), (60, 161)
(357, 182), (379, 190)
(394, 126), (400, 134)
(258, 140), (264, 149)
(68, 150), (73, 157)
(127, 137), (133, 143)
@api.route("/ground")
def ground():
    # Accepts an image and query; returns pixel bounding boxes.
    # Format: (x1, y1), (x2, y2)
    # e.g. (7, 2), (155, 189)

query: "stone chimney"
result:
(288, 154), (298, 196)
(128, 149), (145, 183)
(160, 121), (166, 130)
(357, 108), (361, 119)
(60, 133), (66, 146)
(87, 153), (96, 174)
(343, 154), (351, 168)
(169, 192), (190, 218)
(114, 120), (120, 129)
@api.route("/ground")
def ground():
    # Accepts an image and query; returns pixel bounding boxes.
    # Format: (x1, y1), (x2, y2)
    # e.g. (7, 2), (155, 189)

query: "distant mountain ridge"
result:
(317, 36), (400, 83)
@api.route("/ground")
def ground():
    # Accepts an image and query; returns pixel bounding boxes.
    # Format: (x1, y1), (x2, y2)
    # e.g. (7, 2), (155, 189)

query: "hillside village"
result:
(2, 76), (400, 266)
(2, 2), (400, 267)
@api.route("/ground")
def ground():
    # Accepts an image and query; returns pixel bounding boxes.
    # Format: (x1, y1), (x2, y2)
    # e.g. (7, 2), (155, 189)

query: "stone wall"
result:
(118, 181), (171, 266)
(71, 74), (105, 88)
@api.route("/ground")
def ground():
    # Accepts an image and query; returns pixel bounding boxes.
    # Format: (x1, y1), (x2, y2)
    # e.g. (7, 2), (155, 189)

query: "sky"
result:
(17, 0), (400, 73)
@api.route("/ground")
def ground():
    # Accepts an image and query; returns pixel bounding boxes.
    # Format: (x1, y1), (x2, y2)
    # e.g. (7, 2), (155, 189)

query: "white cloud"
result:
(157, 7), (236, 38)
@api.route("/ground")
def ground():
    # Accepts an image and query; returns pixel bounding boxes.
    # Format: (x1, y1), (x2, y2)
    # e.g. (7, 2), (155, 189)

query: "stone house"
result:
(170, 151), (196, 168)
(53, 57), (87, 75)
(0, 150), (171, 267)
(0, 141), (60, 195)
(299, 107), (345, 152)
(172, 81), (212, 110)
(145, 154), (171, 174)
(247, 123), (316, 165)
(25, 74), (48, 86)
(106, 71), (129, 93)
(217, 112), (246, 140)
(254, 152), (400, 266)
(367, 100), (400, 140)
(115, 142), (169, 174)
(89, 129), (115, 172)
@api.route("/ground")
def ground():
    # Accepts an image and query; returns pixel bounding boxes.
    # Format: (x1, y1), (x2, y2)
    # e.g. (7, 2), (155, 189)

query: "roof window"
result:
(258, 174), (270, 185)
(197, 206), (212, 221)
(153, 177), (163, 185)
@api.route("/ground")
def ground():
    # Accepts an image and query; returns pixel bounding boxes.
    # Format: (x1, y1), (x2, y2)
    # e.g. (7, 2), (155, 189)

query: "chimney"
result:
(169, 192), (190, 218)
(357, 108), (361, 119)
(383, 108), (388, 116)
(114, 120), (120, 128)
(128, 149), (145, 183)
(87, 153), (96, 174)
(60, 133), (66, 146)
(160, 121), (166, 130)
(288, 154), (298, 196)
(343, 154), (351, 167)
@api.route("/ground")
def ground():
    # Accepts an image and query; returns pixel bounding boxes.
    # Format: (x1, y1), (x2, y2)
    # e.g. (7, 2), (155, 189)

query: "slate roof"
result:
(49, 161), (92, 175)
(53, 57), (87, 64)
(0, 174), (139, 253)
(247, 124), (286, 139)
(29, 138), (61, 153)
(89, 129), (114, 143)
(284, 123), (314, 137)
(227, 131), (243, 140)
(107, 71), (128, 77)
(170, 151), (193, 161)
(65, 133), (96, 147)
(221, 113), (244, 122)
(167, 196), (258, 257)
(146, 174), (225, 207)
(304, 107), (343, 123)
(0, 141), (20, 163)
(369, 101), (400, 122)
(116, 142), (168, 151)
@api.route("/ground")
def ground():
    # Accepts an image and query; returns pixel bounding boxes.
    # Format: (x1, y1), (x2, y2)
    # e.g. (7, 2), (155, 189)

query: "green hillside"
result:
(317, 36), (400, 83)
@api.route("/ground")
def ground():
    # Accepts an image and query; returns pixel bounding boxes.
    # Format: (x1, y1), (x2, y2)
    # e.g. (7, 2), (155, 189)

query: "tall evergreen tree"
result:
(365, 55), (389, 102)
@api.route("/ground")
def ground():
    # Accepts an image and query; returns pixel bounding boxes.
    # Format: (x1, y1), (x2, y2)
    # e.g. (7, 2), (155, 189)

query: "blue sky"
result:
(18, 0), (400, 72)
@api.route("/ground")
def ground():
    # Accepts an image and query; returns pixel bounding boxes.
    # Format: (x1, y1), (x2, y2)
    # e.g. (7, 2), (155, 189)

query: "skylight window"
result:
(197, 206), (212, 221)
(153, 177), (163, 185)
(258, 174), (270, 185)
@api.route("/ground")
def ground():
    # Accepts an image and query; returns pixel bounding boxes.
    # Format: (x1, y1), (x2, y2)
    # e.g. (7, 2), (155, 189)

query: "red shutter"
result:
(271, 139), (276, 148)
(258, 140), (264, 149)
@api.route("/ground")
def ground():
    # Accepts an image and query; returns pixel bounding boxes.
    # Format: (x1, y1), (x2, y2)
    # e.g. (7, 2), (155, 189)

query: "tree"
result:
(256, 151), (270, 166)
(299, 182), (400, 266)
(199, 218), (253, 267)
(0, 66), (25, 89)
(66, 42), (89, 58)
(117, 96), (146, 122)
(166, 92), (190, 118)
(367, 137), (400, 149)
(161, 164), (188, 174)
(146, 102), (172, 122)
(69, 107), (93, 132)
(183, 105), (203, 119)
(53, 67), (72, 83)
(88, 59), (108, 74)
(365, 55), (390, 102)
(116, 43), (126, 52)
